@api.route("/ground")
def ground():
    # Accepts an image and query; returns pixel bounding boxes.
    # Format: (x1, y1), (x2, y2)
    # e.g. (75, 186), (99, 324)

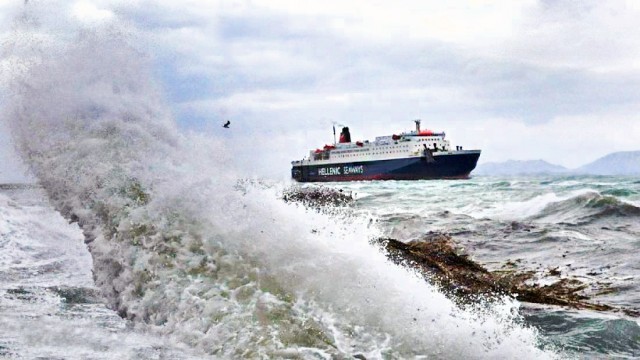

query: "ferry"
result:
(291, 120), (481, 182)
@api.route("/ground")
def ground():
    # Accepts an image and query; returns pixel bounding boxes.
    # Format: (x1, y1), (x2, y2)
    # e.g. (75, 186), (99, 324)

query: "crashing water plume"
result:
(0, 4), (560, 358)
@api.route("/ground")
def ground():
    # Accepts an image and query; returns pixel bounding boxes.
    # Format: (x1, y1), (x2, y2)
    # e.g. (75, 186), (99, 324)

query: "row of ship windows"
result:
(336, 150), (409, 158)
(334, 145), (410, 155)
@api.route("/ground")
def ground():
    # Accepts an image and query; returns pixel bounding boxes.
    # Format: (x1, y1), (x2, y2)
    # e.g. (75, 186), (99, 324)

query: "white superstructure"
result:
(292, 120), (461, 166)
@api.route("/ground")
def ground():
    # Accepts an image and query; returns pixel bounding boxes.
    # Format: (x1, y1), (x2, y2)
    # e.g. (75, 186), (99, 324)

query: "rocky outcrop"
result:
(375, 232), (638, 316)
(282, 186), (354, 207)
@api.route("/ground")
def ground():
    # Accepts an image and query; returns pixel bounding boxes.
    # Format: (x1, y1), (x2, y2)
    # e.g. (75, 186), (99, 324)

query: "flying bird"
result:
(223, 120), (230, 128)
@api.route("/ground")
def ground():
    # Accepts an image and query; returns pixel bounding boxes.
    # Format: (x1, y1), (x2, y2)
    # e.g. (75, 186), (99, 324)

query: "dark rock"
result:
(508, 221), (534, 232)
(48, 286), (103, 304)
(0, 183), (39, 190)
(6, 287), (35, 301)
(282, 186), (354, 207)
(373, 232), (638, 316)
(548, 267), (561, 276)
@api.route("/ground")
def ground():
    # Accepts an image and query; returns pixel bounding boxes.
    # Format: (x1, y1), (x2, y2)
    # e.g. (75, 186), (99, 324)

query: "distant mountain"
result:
(575, 151), (640, 175)
(474, 159), (568, 175)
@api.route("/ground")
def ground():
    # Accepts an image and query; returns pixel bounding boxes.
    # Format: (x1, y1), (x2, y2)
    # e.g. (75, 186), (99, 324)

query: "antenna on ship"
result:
(414, 119), (421, 133)
(333, 124), (336, 144)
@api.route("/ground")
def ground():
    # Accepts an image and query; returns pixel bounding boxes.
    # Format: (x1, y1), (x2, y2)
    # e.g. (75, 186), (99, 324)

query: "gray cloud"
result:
(2, 0), (640, 179)
(121, 1), (640, 121)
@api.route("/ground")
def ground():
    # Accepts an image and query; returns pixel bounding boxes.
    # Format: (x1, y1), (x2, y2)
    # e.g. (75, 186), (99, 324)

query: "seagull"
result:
(223, 120), (230, 128)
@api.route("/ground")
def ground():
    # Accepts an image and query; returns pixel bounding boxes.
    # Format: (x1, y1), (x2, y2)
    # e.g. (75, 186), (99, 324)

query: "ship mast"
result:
(333, 124), (336, 145)
(414, 119), (421, 133)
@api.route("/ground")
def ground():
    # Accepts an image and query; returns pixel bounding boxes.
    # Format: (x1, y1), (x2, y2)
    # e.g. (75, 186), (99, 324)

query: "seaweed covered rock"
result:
(376, 233), (501, 300)
(282, 186), (354, 207)
(375, 232), (639, 316)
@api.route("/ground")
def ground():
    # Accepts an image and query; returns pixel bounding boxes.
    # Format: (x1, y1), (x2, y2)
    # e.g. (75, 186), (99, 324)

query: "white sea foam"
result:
(463, 189), (598, 221)
(0, 4), (560, 358)
(0, 189), (201, 359)
(0, 191), (92, 288)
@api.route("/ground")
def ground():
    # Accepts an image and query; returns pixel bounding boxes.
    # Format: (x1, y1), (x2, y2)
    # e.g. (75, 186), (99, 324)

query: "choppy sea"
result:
(339, 175), (640, 358)
(1, 176), (639, 359)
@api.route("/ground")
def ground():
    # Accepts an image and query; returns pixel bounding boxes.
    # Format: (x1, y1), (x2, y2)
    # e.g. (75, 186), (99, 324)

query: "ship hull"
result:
(291, 151), (481, 182)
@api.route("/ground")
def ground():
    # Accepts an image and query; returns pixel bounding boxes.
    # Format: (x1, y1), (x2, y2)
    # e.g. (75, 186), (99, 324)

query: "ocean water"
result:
(1, 4), (638, 359)
(2, 177), (639, 359)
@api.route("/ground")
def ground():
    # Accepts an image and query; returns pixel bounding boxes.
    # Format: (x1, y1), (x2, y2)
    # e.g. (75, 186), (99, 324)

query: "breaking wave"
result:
(474, 186), (640, 225)
(529, 192), (640, 224)
(0, 5), (558, 358)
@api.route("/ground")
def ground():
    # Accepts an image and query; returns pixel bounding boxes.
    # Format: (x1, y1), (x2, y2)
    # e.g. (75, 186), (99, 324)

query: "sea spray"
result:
(1, 4), (559, 358)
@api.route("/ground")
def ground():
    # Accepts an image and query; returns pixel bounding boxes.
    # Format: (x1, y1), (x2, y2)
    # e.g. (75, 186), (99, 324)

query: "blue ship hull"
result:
(291, 151), (481, 182)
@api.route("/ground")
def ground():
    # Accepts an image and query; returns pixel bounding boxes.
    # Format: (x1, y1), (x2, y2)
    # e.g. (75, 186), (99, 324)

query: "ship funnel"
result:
(339, 127), (351, 143)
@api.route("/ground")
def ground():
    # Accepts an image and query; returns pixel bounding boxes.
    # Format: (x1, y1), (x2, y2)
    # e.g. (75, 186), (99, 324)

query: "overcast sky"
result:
(2, 0), (640, 181)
